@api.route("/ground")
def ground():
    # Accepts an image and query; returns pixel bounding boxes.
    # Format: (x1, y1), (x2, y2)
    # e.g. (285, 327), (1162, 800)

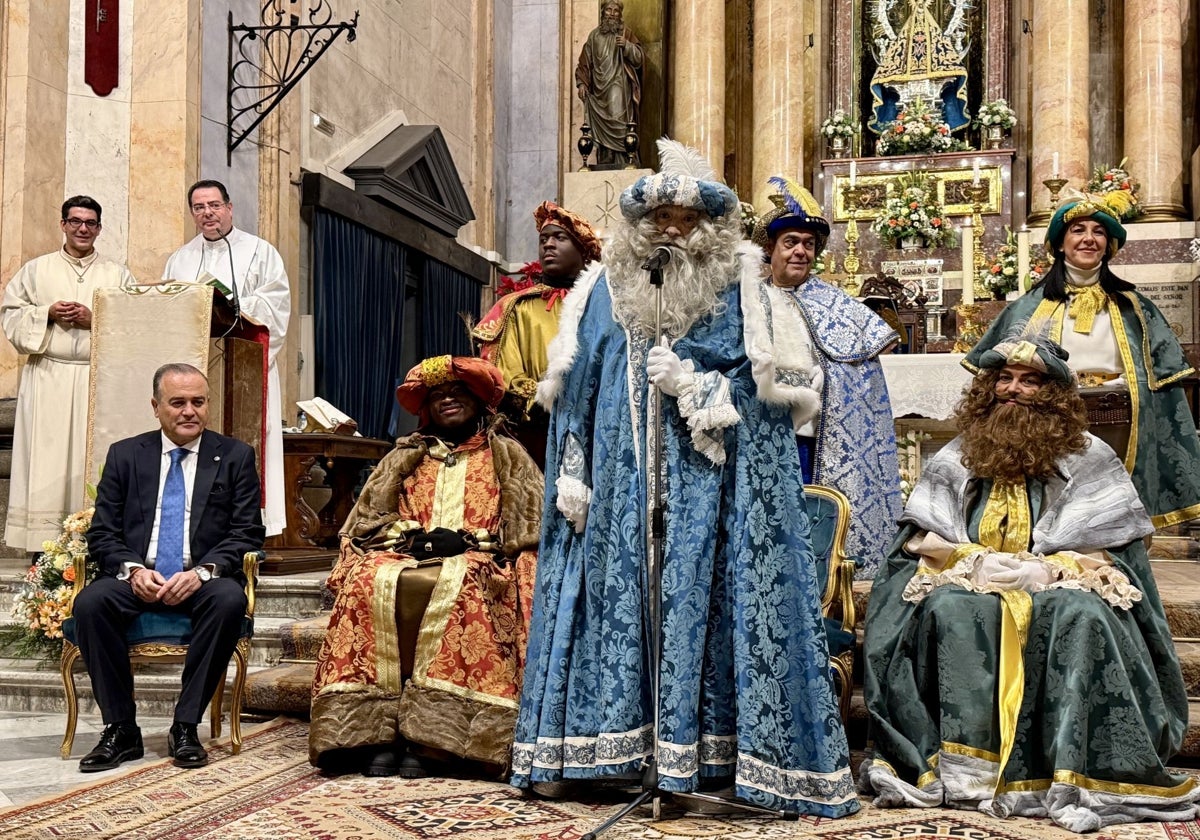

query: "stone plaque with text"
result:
(1137, 281), (1196, 344)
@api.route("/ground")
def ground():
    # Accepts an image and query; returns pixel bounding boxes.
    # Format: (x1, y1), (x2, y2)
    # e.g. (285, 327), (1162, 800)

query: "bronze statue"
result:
(575, 0), (644, 167)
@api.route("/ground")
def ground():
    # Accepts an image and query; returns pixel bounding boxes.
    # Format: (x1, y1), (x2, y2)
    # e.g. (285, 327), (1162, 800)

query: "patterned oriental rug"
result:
(2, 719), (1199, 840)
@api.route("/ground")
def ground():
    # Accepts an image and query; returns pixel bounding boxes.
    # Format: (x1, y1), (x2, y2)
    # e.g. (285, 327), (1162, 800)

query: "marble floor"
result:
(0, 710), (226, 808)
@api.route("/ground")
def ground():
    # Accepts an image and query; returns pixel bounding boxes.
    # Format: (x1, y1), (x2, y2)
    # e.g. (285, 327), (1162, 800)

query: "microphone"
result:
(641, 246), (673, 272)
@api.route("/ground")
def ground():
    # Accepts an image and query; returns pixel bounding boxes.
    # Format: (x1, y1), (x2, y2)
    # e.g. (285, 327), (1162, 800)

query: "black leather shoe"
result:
(79, 723), (143, 773)
(167, 722), (208, 768)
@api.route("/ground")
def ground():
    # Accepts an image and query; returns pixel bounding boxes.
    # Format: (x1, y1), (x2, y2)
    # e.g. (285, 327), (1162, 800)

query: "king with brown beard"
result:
(861, 333), (1198, 832)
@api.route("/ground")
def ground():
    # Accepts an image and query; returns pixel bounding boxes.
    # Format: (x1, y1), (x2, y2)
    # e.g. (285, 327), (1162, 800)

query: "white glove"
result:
(989, 557), (1055, 591)
(973, 551), (1020, 585)
(647, 345), (685, 397)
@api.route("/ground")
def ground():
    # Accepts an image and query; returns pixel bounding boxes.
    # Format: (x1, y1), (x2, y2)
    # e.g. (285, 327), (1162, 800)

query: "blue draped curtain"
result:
(312, 210), (407, 440)
(420, 259), (481, 358)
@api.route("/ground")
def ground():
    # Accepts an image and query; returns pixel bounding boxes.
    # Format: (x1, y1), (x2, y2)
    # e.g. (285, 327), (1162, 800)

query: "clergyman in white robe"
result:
(1, 250), (134, 550)
(163, 226), (291, 536)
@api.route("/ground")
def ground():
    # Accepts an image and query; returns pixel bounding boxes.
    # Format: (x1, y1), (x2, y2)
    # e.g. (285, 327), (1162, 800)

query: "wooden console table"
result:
(262, 433), (395, 575)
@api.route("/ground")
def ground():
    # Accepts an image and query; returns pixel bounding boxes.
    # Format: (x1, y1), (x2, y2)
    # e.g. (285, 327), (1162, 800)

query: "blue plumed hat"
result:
(619, 138), (740, 222)
(751, 175), (831, 254)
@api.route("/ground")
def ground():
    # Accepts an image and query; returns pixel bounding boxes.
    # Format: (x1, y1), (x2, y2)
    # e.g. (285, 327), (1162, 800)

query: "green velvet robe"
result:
(964, 286), (1200, 527)
(861, 436), (1198, 833)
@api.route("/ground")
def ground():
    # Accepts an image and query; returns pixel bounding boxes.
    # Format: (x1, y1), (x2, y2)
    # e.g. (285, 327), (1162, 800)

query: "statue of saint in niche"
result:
(868, 0), (971, 134)
(576, 0), (644, 167)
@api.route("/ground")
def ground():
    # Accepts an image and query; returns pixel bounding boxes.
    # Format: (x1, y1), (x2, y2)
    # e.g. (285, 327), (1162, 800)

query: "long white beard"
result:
(605, 215), (742, 339)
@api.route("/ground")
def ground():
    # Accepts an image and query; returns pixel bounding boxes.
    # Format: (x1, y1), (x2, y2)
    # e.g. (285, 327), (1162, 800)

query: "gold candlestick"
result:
(953, 302), (984, 352)
(1043, 177), (1068, 213)
(841, 184), (865, 296)
(966, 183), (990, 302)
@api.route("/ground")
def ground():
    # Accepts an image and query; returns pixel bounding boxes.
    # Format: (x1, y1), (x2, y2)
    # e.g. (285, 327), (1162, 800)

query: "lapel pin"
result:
(214, 456), (221, 462)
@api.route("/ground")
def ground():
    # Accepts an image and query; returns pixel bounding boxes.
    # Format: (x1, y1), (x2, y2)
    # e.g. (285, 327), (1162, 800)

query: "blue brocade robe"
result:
(510, 263), (858, 817)
(743, 277), (903, 578)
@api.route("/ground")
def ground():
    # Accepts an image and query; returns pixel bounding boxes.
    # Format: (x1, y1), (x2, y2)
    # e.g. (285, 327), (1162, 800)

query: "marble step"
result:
(244, 661), (316, 716)
(241, 614), (331, 716)
(0, 656), (271, 720)
(280, 613), (332, 661)
(0, 563), (330, 622)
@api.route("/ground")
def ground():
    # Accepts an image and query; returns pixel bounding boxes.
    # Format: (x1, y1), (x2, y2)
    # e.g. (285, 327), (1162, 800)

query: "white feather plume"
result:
(655, 138), (717, 181)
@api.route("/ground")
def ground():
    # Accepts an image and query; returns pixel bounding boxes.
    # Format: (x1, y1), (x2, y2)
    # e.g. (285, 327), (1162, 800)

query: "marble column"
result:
(0, 0), (70, 397)
(669, 0), (725, 173)
(127, 0), (202, 281)
(1123, 0), (1185, 221)
(750, 0), (806, 211)
(1029, 0), (1089, 223)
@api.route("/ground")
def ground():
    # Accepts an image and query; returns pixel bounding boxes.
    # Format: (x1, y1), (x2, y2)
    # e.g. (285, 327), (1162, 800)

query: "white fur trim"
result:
(536, 261), (603, 409)
(738, 246), (822, 425)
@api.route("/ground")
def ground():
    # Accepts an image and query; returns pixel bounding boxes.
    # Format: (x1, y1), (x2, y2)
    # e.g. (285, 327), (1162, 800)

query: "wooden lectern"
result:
(87, 284), (268, 497)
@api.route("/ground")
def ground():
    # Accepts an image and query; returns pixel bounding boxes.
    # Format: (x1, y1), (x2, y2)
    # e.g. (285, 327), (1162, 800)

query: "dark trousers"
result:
(73, 576), (247, 725)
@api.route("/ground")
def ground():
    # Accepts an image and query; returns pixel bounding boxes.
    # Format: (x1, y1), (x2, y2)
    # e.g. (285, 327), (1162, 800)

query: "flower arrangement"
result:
(739, 201), (761, 241)
(876, 99), (967, 156)
(1, 508), (95, 660)
(974, 99), (1017, 131)
(1027, 251), (1052, 288)
(1084, 158), (1141, 220)
(982, 226), (1020, 297)
(821, 109), (858, 140)
(870, 171), (954, 248)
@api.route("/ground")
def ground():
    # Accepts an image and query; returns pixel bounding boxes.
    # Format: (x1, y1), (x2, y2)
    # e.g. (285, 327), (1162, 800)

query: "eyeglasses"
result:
(62, 218), (101, 230)
(190, 201), (228, 214)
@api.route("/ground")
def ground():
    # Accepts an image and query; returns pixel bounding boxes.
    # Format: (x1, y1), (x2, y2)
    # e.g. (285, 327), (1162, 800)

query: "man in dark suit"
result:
(73, 362), (265, 771)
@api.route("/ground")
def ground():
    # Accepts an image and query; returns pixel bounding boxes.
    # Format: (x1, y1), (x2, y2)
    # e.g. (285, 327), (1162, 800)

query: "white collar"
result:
(161, 432), (203, 455)
(1064, 261), (1102, 288)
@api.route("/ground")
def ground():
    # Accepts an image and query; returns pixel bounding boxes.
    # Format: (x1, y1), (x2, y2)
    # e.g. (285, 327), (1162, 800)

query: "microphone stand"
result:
(217, 230), (242, 339)
(580, 251), (798, 840)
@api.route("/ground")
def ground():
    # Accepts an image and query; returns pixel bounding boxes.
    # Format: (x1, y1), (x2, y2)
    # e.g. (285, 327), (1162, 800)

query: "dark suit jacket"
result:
(87, 429), (265, 582)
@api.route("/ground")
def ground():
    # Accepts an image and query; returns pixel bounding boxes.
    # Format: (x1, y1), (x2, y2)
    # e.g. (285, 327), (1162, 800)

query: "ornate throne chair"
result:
(804, 484), (857, 722)
(58, 550), (264, 759)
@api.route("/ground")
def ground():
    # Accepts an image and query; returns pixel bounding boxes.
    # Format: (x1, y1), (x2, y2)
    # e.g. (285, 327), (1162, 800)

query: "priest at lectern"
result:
(163, 179), (291, 537)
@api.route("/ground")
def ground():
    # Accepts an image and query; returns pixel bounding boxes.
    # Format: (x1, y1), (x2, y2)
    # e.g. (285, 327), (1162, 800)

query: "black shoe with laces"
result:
(167, 721), (208, 768)
(79, 722), (143, 773)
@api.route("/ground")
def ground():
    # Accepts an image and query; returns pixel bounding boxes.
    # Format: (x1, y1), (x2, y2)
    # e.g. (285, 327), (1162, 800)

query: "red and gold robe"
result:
(309, 427), (542, 768)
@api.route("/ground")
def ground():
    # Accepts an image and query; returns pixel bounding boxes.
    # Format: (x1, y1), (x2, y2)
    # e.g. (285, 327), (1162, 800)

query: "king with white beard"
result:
(510, 139), (858, 818)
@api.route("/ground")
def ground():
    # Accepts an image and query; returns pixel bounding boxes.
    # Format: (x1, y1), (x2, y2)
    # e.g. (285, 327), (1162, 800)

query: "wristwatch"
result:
(193, 566), (212, 582)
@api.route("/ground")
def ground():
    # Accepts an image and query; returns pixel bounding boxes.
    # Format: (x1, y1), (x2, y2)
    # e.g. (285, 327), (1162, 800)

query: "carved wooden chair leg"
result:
(830, 654), (853, 725)
(230, 641), (250, 754)
(60, 644), (82, 759)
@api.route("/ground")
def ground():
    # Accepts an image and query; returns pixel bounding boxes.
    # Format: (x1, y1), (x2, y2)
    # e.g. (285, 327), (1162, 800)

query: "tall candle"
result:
(1017, 227), (1031, 294)
(1051, 152), (1060, 179)
(849, 159), (857, 187)
(961, 217), (974, 305)
(972, 160), (981, 186)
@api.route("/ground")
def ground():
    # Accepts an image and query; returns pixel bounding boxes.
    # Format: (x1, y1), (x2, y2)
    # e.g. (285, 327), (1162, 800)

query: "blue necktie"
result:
(156, 448), (188, 577)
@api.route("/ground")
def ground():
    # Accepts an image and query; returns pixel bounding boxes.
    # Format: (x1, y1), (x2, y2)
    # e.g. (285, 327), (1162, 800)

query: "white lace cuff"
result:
(675, 361), (740, 466)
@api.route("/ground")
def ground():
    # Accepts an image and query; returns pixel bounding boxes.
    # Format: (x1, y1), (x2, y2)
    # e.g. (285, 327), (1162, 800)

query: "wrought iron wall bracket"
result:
(227, 1), (359, 164)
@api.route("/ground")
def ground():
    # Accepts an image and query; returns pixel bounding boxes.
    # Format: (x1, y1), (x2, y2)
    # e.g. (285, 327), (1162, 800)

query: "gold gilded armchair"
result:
(803, 484), (857, 723)
(59, 550), (263, 759)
